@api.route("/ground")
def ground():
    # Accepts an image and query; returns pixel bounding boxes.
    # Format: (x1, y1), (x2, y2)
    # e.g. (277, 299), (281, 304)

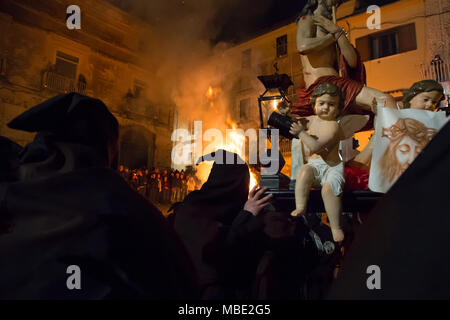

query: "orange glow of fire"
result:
(196, 117), (258, 191)
(206, 86), (213, 98)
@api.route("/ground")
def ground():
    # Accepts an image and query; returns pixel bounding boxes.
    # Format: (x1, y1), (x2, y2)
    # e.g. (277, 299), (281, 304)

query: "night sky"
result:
(110, 0), (307, 45)
(212, 0), (306, 44)
(110, 0), (396, 45)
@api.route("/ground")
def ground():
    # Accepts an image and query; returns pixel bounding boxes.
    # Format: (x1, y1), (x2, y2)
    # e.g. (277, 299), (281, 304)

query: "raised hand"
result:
(244, 186), (273, 216)
(313, 15), (340, 34)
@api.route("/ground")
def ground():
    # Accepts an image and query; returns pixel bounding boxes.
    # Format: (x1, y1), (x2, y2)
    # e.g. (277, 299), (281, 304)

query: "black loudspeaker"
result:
(267, 112), (295, 140)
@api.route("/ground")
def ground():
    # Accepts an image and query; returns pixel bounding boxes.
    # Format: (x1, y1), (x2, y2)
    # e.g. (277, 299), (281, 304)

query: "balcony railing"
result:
(420, 59), (449, 82)
(43, 71), (86, 95)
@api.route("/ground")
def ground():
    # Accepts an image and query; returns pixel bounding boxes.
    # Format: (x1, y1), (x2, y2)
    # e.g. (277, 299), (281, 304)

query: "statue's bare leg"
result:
(321, 183), (344, 242)
(291, 165), (315, 217)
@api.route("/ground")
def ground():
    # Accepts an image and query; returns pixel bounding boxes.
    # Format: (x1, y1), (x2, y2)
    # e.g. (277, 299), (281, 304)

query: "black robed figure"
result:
(0, 93), (197, 299)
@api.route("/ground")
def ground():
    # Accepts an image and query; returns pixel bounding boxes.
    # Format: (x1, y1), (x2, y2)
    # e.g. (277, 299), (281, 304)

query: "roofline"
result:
(227, 0), (401, 48)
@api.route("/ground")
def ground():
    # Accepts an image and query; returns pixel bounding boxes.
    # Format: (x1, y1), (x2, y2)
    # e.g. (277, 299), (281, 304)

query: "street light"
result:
(257, 63), (293, 190)
(257, 63), (293, 129)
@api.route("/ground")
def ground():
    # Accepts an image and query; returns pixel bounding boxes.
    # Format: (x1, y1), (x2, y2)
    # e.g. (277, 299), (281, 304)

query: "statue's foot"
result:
(331, 228), (345, 243)
(291, 208), (306, 217)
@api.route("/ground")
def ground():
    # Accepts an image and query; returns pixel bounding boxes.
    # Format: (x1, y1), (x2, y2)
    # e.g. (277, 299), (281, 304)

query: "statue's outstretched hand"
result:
(289, 120), (306, 137)
(313, 15), (340, 34)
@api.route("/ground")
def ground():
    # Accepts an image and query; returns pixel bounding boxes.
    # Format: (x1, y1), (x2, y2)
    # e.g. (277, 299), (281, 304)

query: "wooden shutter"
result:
(356, 36), (371, 62)
(397, 23), (417, 53)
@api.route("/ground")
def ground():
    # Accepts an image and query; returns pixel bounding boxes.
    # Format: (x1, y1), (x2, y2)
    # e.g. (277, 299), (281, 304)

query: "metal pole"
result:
(258, 97), (264, 129)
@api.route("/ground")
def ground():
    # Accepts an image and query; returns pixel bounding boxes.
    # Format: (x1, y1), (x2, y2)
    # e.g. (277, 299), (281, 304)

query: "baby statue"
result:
(402, 79), (444, 111)
(289, 82), (368, 242)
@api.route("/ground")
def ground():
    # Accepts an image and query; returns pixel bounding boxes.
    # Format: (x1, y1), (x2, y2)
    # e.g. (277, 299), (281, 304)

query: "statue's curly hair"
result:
(296, 0), (343, 23)
(310, 82), (344, 109)
(402, 80), (444, 108)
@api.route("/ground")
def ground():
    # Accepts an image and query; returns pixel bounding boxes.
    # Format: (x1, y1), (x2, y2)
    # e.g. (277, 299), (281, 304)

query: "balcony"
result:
(43, 71), (86, 95)
(420, 56), (449, 82)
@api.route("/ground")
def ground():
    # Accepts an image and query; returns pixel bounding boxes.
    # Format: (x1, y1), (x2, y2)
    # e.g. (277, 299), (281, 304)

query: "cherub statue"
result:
(289, 82), (368, 242)
(402, 80), (444, 111)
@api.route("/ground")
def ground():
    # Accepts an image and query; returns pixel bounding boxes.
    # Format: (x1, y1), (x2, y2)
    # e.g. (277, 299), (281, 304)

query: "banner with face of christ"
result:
(369, 106), (448, 193)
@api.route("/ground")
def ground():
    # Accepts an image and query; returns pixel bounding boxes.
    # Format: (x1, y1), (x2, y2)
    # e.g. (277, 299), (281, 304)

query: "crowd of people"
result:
(118, 166), (202, 204)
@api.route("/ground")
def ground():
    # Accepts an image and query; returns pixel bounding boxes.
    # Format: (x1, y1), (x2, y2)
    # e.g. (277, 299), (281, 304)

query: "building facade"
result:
(0, 0), (175, 169)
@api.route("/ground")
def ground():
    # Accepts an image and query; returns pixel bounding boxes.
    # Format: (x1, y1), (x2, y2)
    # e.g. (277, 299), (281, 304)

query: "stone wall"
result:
(424, 0), (450, 63)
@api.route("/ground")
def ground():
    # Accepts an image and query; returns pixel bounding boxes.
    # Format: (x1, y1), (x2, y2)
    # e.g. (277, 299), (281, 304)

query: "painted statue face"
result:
(317, 0), (337, 17)
(326, 0), (341, 8)
(395, 136), (421, 169)
(409, 90), (443, 111)
(314, 94), (340, 120)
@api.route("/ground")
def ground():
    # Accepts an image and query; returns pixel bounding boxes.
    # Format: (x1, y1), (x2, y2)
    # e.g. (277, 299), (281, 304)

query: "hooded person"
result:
(0, 136), (22, 183)
(173, 150), (273, 299)
(0, 93), (197, 299)
(0, 137), (22, 235)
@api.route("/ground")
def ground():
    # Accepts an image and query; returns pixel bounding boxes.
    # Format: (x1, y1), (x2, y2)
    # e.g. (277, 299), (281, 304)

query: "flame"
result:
(206, 86), (213, 98)
(272, 99), (278, 110)
(196, 117), (259, 191)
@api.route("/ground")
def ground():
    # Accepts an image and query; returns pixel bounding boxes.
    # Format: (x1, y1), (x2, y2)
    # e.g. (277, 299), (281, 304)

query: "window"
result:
(276, 35), (288, 57)
(134, 80), (146, 98)
(55, 51), (78, 78)
(356, 23), (417, 61)
(242, 49), (251, 69)
(239, 98), (251, 121)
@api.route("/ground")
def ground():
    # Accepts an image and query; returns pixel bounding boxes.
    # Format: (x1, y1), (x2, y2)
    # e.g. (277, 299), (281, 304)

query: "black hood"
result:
(8, 93), (119, 168)
(183, 149), (250, 224)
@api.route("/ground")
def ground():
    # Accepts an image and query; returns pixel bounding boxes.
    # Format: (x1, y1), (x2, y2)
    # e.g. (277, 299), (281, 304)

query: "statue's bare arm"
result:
(296, 16), (336, 55)
(312, 15), (357, 68)
(335, 30), (357, 68)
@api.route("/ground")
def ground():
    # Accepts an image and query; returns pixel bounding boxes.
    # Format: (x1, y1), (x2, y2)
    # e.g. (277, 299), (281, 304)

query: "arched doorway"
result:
(120, 126), (155, 169)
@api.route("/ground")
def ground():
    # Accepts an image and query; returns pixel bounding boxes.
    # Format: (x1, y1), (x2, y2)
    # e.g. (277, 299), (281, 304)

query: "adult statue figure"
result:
(294, 0), (396, 115)
(292, 0), (396, 168)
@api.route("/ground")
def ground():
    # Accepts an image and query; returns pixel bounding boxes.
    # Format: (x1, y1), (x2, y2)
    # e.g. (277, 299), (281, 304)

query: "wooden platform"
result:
(269, 189), (384, 213)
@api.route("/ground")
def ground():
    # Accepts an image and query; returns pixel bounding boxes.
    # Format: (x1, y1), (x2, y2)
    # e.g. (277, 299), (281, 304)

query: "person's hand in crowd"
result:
(244, 186), (273, 216)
